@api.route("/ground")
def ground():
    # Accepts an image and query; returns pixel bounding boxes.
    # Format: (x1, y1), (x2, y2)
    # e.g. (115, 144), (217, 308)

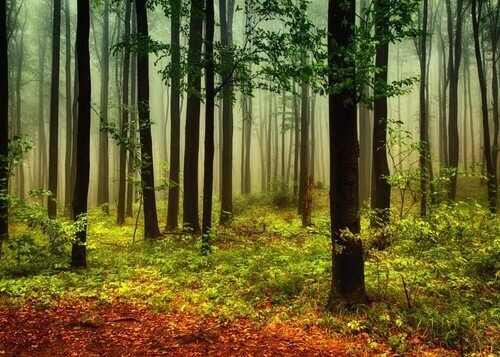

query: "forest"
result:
(0, 0), (498, 355)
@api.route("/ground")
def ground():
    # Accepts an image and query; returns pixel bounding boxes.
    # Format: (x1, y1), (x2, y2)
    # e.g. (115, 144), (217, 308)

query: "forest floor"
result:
(0, 180), (498, 356)
(0, 301), (455, 356)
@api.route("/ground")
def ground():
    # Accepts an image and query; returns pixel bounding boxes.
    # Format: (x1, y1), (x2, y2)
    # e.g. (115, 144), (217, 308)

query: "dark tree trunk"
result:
(0, 0), (9, 256)
(117, 0), (132, 226)
(298, 58), (309, 216)
(310, 93), (316, 184)
(327, 0), (367, 309)
(71, 0), (91, 269)
(14, 25), (24, 198)
(183, 0), (204, 232)
(371, 0), (391, 239)
(418, 0), (430, 216)
(48, 0), (61, 218)
(242, 95), (252, 194)
(438, 30), (449, 168)
(293, 89), (299, 199)
(97, 2), (110, 214)
(266, 93), (272, 190)
(64, 0), (73, 214)
(219, 0), (235, 225)
(166, 0), (182, 230)
(445, 0), (464, 201)
(202, 0), (215, 253)
(135, 0), (161, 239)
(281, 92), (286, 180)
(472, 0), (497, 213)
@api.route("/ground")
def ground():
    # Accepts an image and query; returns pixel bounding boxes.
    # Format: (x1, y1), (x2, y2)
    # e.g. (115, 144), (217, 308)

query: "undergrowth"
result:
(0, 193), (498, 354)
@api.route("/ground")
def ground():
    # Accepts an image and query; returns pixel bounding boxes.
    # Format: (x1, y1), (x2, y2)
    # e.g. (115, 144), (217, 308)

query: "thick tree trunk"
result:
(48, 0), (61, 218)
(166, 0), (182, 230)
(117, 0), (132, 225)
(71, 0), (91, 269)
(0, 0), (9, 256)
(183, 0), (204, 232)
(97, 2), (110, 214)
(135, 0), (161, 239)
(327, 0), (367, 309)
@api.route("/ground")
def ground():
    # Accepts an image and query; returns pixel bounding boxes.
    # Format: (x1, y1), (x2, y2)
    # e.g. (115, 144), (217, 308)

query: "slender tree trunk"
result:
(64, 0), (73, 214)
(117, 0), (132, 225)
(281, 92), (286, 180)
(126, 6), (137, 218)
(438, 30), (449, 168)
(97, 2), (110, 214)
(48, 0), (61, 218)
(310, 93), (316, 184)
(166, 0), (181, 230)
(472, 0), (497, 213)
(38, 36), (48, 192)
(266, 92), (272, 190)
(202, 0), (215, 253)
(219, 0), (235, 224)
(293, 89), (299, 199)
(71, 0), (91, 268)
(135, 0), (161, 239)
(446, 0), (464, 201)
(298, 56), (309, 215)
(243, 95), (252, 194)
(327, 0), (367, 309)
(371, 0), (391, 240)
(0, 0), (9, 256)
(14, 26), (24, 198)
(183, 0), (204, 232)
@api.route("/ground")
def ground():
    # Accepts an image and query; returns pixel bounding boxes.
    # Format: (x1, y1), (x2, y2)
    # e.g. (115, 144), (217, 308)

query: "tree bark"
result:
(64, 0), (73, 214)
(183, 0), (204, 232)
(0, 0), (9, 256)
(71, 0), (91, 269)
(298, 56), (309, 216)
(135, 0), (161, 239)
(48, 0), (61, 218)
(117, 0), (132, 226)
(327, 0), (367, 309)
(166, 0), (182, 230)
(97, 2), (110, 214)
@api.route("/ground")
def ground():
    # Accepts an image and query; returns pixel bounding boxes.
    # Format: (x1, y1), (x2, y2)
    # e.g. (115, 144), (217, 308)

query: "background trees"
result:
(0, 0), (8, 257)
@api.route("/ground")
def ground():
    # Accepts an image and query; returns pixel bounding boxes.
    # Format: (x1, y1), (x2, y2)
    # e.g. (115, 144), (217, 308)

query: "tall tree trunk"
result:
(266, 93), (272, 190)
(298, 56), (309, 216)
(97, 2), (110, 214)
(418, 0), (430, 216)
(38, 35), (48, 192)
(472, 0), (497, 213)
(64, 0), (73, 214)
(327, 0), (367, 309)
(293, 89), (299, 199)
(202, 0), (215, 252)
(446, 0), (465, 201)
(0, 0), (9, 256)
(310, 93), (316, 184)
(14, 24), (24, 198)
(48, 0), (61, 218)
(371, 0), (391, 240)
(117, 0), (132, 225)
(219, 0), (235, 224)
(135, 0), (161, 239)
(126, 6), (137, 218)
(71, 0), (91, 268)
(243, 95), (252, 194)
(183, 0), (204, 232)
(281, 92), (286, 180)
(438, 30), (449, 168)
(165, 0), (181, 230)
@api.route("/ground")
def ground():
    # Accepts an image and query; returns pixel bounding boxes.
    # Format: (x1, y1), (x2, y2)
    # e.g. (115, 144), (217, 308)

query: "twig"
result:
(401, 275), (412, 310)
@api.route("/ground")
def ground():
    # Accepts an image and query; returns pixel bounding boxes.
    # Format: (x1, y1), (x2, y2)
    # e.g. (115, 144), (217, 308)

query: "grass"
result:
(0, 187), (499, 354)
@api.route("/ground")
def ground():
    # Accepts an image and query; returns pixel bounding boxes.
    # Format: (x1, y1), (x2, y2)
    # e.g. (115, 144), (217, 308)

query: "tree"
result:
(219, 0), (235, 225)
(371, 0), (391, 243)
(135, 0), (161, 240)
(298, 55), (309, 217)
(63, 0), (73, 214)
(97, 1), (110, 215)
(471, 0), (497, 213)
(0, 0), (8, 257)
(48, 0), (61, 218)
(166, 0), (182, 230)
(117, 0), (132, 226)
(202, 0), (215, 253)
(182, 0), (204, 233)
(445, 0), (465, 201)
(327, 0), (367, 308)
(71, 0), (91, 269)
